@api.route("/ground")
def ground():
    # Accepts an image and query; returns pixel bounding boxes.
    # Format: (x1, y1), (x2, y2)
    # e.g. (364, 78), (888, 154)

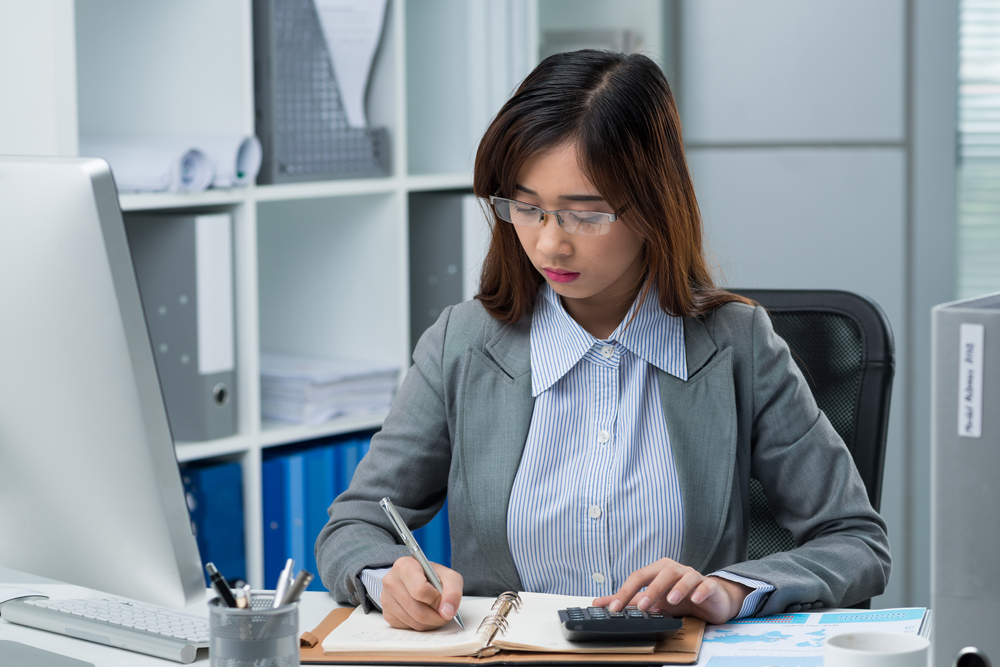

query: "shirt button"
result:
(588, 505), (601, 519)
(600, 345), (614, 358)
(597, 430), (610, 444)
(592, 572), (606, 584)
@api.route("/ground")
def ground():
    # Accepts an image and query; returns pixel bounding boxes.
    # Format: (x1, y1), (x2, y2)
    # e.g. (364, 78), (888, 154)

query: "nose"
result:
(535, 212), (571, 257)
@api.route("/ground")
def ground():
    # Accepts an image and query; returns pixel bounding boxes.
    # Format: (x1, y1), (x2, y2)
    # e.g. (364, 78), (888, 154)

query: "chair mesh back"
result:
(748, 310), (865, 560)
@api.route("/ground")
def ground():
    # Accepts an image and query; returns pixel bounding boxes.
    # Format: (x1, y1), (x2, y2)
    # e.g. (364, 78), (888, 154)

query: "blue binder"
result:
(262, 455), (287, 589)
(304, 443), (337, 590)
(181, 460), (246, 586)
(286, 451), (307, 580)
(262, 433), (386, 593)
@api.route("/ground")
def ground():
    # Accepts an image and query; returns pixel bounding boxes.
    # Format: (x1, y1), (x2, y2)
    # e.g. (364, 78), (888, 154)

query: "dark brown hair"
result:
(473, 49), (750, 322)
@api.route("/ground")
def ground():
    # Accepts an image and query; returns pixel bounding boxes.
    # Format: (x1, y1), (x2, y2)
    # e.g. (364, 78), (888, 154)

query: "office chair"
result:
(731, 289), (895, 607)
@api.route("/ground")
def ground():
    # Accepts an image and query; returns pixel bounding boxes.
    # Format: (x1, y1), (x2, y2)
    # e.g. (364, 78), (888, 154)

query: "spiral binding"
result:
(475, 591), (522, 655)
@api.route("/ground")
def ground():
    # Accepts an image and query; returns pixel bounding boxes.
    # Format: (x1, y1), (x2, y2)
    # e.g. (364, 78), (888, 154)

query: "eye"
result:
(564, 211), (605, 224)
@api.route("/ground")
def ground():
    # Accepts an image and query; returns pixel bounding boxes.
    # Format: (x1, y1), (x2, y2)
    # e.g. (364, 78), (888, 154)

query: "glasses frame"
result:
(488, 196), (621, 236)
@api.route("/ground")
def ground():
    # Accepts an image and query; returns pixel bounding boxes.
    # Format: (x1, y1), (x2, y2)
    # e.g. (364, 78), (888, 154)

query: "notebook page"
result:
(494, 591), (655, 653)
(322, 596), (498, 656)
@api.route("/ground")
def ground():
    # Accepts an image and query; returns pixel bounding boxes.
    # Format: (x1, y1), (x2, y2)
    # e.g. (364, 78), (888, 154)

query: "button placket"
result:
(585, 349), (619, 595)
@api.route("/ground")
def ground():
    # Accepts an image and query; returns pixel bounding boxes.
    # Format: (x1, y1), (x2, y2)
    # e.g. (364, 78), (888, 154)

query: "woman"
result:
(315, 50), (890, 631)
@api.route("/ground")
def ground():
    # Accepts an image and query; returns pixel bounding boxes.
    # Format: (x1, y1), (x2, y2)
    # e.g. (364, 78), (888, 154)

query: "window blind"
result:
(959, 0), (1000, 298)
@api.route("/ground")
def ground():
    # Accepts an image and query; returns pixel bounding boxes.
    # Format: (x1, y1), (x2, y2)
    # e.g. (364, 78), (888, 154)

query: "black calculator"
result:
(557, 606), (683, 642)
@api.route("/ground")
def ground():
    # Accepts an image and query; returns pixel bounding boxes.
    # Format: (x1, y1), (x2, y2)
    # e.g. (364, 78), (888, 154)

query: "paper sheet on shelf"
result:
(314, 0), (388, 129)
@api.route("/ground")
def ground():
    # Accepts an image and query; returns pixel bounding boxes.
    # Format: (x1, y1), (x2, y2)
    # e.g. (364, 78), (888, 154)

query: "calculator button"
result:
(587, 607), (608, 619)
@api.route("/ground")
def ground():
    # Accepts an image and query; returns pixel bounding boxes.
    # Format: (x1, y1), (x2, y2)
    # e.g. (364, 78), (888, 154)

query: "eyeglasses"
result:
(488, 196), (619, 236)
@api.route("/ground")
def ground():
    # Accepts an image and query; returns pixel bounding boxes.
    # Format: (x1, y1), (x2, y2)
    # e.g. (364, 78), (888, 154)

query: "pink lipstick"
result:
(543, 268), (580, 283)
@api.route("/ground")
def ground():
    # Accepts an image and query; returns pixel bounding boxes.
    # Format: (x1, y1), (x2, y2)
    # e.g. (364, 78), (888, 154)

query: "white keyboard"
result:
(0, 597), (209, 664)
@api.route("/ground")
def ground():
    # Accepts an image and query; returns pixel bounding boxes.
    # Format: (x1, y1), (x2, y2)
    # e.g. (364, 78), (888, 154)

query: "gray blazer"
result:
(316, 299), (891, 617)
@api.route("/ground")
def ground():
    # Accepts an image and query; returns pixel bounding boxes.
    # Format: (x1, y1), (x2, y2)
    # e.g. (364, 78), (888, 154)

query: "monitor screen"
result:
(0, 156), (205, 609)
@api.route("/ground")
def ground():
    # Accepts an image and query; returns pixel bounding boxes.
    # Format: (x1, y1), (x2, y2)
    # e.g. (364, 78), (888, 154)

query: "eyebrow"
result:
(514, 183), (606, 203)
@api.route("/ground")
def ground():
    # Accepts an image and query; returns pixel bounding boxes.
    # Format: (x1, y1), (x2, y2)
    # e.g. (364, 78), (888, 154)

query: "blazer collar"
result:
(484, 313), (532, 378)
(683, 315), (717, 376)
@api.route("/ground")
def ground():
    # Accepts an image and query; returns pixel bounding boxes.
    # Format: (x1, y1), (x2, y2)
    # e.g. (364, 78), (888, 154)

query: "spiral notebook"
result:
(300, 591), (705, 665)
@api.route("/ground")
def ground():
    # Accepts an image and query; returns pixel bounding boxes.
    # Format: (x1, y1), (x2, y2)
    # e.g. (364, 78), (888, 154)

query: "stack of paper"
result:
(260, 352), (399, 425)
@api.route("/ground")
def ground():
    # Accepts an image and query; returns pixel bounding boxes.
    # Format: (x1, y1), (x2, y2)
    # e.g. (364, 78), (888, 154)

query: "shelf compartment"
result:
(257, 193), (408, 394)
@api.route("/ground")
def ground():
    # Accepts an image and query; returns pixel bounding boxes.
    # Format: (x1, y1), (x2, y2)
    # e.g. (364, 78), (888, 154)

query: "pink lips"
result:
(544, 268), (580, 283)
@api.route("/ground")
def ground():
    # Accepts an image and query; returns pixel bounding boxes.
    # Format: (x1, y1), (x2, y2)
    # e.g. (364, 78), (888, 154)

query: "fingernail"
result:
(667, 591), (681, 605)
(440, 603), (455, 619)
(608, 599), (622, 612)
(637, 596), (649, 610)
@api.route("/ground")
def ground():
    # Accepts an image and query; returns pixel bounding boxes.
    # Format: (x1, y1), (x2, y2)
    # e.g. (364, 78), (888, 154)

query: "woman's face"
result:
(512, 142), (645, 322)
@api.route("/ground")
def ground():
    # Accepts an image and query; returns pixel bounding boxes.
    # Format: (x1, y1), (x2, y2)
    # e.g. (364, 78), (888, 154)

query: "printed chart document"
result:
(693, 607), (929, 667)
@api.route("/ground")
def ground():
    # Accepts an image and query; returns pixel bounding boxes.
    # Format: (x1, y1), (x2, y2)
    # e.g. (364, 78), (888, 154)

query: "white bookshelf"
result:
(3, 0), (670, 589)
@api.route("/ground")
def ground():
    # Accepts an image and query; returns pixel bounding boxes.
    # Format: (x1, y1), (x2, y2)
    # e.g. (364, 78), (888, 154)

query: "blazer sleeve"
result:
(314, 305), (456, 610)
(720, 305), (892, 614)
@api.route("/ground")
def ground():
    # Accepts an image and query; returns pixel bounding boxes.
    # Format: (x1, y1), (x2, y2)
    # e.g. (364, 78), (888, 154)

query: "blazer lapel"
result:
(662, 316), (739, 572)
(456, 317), (533, 589)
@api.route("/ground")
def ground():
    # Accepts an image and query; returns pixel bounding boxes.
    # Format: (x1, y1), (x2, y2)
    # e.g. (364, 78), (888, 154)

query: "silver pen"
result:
(272, 558), (294, 609)
(380, 496), (465, 629)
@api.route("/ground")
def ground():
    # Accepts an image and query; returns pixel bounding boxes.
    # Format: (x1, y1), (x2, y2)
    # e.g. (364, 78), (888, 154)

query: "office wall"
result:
(676, 0), (957, 608)
(0, 0), (77, 156)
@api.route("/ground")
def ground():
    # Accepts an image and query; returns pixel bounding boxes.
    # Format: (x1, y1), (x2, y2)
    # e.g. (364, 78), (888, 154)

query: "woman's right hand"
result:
(379, 556), (464, 630)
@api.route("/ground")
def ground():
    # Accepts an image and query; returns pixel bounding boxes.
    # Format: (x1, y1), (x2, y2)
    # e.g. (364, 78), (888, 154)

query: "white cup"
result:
(825, 632), (930, 667)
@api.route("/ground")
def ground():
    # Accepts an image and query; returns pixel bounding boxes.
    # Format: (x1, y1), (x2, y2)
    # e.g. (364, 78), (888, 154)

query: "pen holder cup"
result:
(208, 594), (299, 667)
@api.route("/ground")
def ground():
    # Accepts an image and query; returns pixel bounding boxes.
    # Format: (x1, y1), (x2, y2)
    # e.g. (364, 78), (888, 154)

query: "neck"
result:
(560, 285), (641, 339)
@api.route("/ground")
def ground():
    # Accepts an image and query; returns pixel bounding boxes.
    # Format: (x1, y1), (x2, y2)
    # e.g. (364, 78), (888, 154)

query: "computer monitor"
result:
(0, 156), (205, 609)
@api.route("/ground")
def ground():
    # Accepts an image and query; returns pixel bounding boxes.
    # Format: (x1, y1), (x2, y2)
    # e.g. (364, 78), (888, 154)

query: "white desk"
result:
(0, 576), (339, 665)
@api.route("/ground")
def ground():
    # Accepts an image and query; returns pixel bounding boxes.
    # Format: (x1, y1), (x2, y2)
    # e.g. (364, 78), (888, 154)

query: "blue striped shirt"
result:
(507, 283), (687, 594)
(507, 284), (771, 617)
(360, 285), (772, 617)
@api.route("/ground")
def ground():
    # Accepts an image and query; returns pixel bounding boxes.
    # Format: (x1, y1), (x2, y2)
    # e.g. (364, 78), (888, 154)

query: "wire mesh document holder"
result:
(254, 0), (390, 183)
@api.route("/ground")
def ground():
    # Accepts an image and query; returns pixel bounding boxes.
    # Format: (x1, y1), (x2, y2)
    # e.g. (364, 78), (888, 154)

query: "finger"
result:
(383, 557), (451, 630)
(689, 578), (720, 606)
(626, 564), (689, 611)
(592, 594), (616, 608)
(397, 558), (444, 608)
(381, 594), (434, 631)
(432, 563), (464, 621)
(658, 569), (706, 608)
(604, 562), (673, 611)
(381, 577), (442, 632)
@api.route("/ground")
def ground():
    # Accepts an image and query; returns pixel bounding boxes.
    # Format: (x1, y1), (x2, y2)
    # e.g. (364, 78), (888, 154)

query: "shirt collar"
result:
(530, 283), (687, 396)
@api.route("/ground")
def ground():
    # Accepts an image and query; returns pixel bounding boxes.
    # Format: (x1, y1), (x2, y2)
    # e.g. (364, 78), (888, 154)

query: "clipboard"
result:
(299, 607), (705, 665)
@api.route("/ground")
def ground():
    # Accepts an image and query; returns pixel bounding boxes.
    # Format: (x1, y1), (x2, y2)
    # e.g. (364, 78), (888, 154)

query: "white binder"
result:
(931, 292), (1000, 667)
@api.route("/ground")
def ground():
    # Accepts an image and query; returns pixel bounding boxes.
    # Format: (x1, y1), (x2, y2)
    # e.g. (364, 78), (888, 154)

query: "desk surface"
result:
(0, 575), (338, 666)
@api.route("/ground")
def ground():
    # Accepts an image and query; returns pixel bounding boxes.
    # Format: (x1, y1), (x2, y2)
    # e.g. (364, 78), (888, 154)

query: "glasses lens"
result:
(560, 211), (612, 236)
(493, 198), (542, 226)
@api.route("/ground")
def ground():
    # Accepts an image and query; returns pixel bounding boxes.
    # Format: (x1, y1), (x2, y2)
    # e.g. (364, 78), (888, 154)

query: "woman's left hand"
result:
(592, 558), (752, 625)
